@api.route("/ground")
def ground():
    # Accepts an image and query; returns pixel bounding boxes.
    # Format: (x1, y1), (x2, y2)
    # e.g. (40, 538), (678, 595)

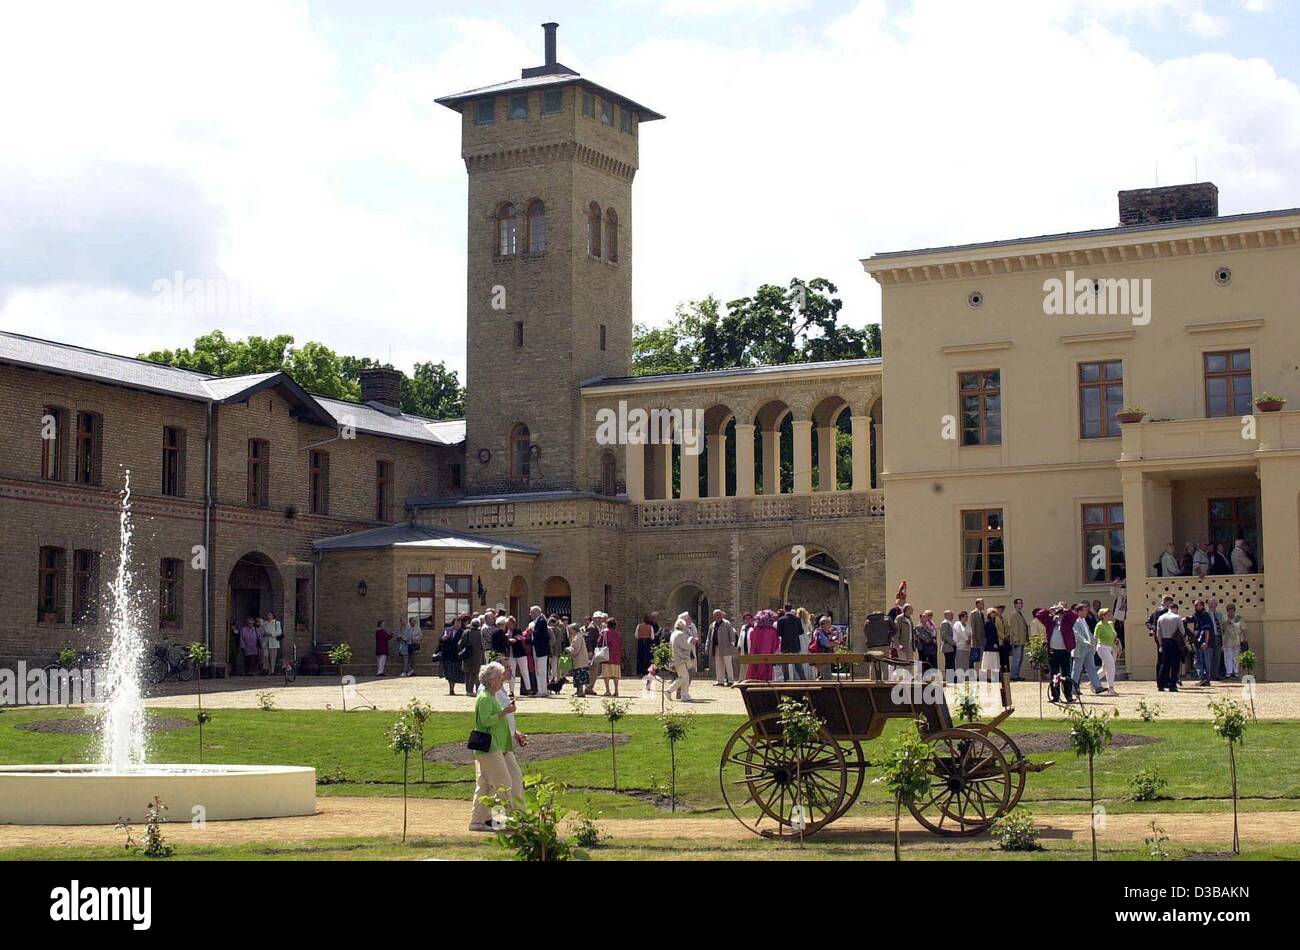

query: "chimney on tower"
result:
(543, 22), (558, 66)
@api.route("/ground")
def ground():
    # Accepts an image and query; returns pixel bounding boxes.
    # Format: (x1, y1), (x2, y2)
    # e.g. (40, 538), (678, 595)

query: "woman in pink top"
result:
(745, 610), (781, 681)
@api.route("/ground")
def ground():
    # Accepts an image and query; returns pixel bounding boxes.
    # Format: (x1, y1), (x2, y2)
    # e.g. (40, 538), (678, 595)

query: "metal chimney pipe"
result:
(543, 22), (558, 66)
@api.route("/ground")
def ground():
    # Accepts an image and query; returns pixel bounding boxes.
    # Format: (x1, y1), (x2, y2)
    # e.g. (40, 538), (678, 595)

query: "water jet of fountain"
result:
(97, 471), (149, 772)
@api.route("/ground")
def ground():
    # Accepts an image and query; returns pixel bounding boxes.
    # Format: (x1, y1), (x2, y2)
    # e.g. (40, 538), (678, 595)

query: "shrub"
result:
(573, 801), (603, 849)
(1129, 767), (1168, 802)
(256, 690), (277, 712)
(492, 777), (587, 862)
(991, 808), (1040, 851)
(1136, 699), (1161, 723)
(873, 724), (934, 861)
(955, 683), (981, 723)
(1146, 821), (1171, 860)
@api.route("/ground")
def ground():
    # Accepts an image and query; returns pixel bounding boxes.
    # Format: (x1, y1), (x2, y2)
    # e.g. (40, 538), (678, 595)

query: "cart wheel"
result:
(982, 726), (1027, 811)
(719, 712), (847, 839)
(908, 728), (1012, 837)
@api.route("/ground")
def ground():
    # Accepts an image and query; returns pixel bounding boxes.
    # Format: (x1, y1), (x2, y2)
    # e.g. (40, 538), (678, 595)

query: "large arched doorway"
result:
(227, 552), (284, 674)
(754, 545), (850, 627)
(543, 576), (572, 618)
(667, 582), (711, 633)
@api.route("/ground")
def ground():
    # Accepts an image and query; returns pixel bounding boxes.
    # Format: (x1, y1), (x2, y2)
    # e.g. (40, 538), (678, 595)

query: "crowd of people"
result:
(1156, 538), (1257, 576)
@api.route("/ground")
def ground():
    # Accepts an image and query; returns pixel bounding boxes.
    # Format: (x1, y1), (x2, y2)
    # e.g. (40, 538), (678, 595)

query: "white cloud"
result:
(0, 0), (1297, 382)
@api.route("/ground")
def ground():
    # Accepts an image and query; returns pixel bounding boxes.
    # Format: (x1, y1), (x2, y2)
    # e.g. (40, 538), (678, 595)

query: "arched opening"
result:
(811, 396), (852, 492)
(869, 397), (882, 490)
(587, 202), (602, 257)
(543, 576), (572, 618)
(227, 552), (285, 674)
(753, 400), (793, 495)
(754, 544), (850, 629)
(667, 582), (711, 636)
(509, 575), (529, 622)
(495, 202), (517, 257)
(526, 199), (546, 254)
(700, 404), (735, 498)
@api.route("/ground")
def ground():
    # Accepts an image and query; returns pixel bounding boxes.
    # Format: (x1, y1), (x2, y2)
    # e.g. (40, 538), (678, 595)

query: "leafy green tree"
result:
(1066, 705), (1117, 861)
(1210, 698), (1248, 854)
(402, 360), (466, 419)
(387, 712), (421, 842)
(874, 724), (934, 861)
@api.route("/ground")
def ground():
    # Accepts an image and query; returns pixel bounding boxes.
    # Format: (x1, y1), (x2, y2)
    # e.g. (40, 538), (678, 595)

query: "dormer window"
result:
(509, 93), (529, 119)
(543, 89), (562, 114)
(475, 99), (495, 125)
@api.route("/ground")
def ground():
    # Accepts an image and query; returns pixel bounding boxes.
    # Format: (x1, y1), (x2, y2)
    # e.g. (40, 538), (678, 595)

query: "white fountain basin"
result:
(0, 764), (317, 825)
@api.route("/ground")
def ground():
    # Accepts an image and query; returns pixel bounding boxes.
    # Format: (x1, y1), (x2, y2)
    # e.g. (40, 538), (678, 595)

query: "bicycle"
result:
(148, 643), (194, 684)
(281, 643), (298, 685)
(44, 648), (102, 678)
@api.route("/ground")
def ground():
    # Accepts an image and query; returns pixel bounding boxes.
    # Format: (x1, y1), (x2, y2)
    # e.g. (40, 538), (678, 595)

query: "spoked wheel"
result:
(982, 726), (1027, 810)
(176, 656), (195, 682)
(830, 739), (866, 821)
(148, 657), (170, 685)
(908, 728), (1012, 837)
(720, 712), (847, 839)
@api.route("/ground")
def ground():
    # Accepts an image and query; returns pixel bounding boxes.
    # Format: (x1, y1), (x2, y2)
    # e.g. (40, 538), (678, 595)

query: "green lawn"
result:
(0, 704), (1295, 819)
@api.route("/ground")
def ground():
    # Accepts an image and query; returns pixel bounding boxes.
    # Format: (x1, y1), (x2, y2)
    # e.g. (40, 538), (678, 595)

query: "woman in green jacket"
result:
(1094, 608), (1120, 695)
(468, 661), (525, 832)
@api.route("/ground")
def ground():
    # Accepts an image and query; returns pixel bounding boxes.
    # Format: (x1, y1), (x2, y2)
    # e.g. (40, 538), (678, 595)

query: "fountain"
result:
(0, 473), (316, 825)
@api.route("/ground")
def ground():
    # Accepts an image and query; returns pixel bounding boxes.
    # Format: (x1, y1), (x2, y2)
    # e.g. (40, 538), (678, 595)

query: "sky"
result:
(1, 0), (1297, 382)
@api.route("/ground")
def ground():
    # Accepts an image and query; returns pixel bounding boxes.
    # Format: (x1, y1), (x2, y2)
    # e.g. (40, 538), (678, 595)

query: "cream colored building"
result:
(865, 183), (1300, 680)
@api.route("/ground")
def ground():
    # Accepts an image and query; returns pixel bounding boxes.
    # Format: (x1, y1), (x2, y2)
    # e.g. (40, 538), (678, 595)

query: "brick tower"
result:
(437, 23), (662, 495)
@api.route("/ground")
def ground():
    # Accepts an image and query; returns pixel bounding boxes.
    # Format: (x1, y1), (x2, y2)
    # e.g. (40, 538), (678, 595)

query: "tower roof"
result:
(435, 22), (664, 122)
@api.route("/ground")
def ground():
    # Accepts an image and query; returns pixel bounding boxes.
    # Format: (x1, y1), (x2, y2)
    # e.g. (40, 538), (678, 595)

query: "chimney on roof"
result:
(543, 22), (558, 66)
(1118, 182), (1219, 226)
(359, 367), (403, 411)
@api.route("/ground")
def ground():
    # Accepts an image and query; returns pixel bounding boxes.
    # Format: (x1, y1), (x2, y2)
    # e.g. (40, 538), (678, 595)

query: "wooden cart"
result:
(719, 666), (1052, 838)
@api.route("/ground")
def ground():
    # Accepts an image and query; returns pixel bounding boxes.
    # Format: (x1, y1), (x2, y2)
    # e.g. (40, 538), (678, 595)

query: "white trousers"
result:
(534, 655), (550, 692)
(1097, 644), (1116, 688)
(666, 662), (692, 699)
(511, 655), (532, 692)
(1223, 645), (1240, 677)
(714, 655), (735, 683)
(376, 654), (387, 675)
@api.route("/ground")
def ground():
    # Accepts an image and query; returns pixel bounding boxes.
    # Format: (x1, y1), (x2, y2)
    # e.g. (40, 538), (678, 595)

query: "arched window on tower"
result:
(510, 424), (532, 482)
(496, 203), (517, 257)
(526, 199), (546, 254)
(605, 208), (618, 262)
(587, 202), (602, 258)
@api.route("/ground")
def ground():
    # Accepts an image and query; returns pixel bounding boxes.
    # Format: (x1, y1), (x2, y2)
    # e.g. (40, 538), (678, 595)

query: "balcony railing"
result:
(1142, 573), (1265, 619)
(632, 489), (885, 529)
(1121, 409), (1300, 463)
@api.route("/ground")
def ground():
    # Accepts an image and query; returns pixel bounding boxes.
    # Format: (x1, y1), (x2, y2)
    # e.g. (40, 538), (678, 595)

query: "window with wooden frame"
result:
(41, 405), (66, 480)
(407, 574), (435, 629)
(37, 546), (65, 623)
(247, 439), (270, 508)
(162, 426), (186, 496)
(1204, 349), (1252, 417)
(526, 199), (546, 254)
(958, 370), (1001, 446)
(1078, 360), (1123, 439)
(1208, 497), (1259, 560)
(449, 462), (462, 492)
(599, 450), (617, 495)
(961, 508), (1005, 589)
(72, 549), (99, 624)
(587, 202), (602, 257)
(74, 411), (102, 485)
(510, 424), (532, 482)
(159, 558), (182, 628)
(509, 92), (529, 119)
(1082, 503), (1125, 584)
(444, 574), (472, 626)
(496, 202), (517, 257)
(542, 88), (562, 114)
(475, 98), (495, 125)
(375, 460), (393, 521)
(309, 449), (330, 515)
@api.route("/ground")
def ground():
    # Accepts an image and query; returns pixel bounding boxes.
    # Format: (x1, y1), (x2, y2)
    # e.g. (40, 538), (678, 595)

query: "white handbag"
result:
(592, 645), (610, 664)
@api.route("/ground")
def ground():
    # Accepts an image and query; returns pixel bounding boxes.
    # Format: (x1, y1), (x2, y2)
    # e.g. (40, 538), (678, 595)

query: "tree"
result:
(1210, 698), (1248, 854)
(188, 642), (212, 762)
(874, 724), (935, 861)
(404, 697), (432, 783)
(657, 709), (692, 813)
(632, 278), (879, 377)
(1066, 705), (1117, 861)
(142, 331), (466, 420)
(387, 712), (421, 842)
(601, 699), (630, 793)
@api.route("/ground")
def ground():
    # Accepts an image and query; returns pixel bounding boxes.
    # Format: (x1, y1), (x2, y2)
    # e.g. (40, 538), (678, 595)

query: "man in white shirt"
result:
(1155, 600), (1185, 692)
(262, 612), (282, 675)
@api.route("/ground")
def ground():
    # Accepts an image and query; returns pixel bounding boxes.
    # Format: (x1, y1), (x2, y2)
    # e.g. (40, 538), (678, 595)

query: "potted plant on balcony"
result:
(1116, 406), (1147, 424)
(1254, 393), (1287, 413)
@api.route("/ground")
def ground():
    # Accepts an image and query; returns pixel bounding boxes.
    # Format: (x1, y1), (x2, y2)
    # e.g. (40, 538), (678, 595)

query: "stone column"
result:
(850, 415), (870, 491)
(679, 429), (700, 501)
(816, 424), (837, 491)
(734, 424), (755, 497)
(792, 420), (813, 495)
(1121, 468), (1154, 679)
(761, 428), (780, 495)
(655, 442), (673, 500)
(625, 441), (645, 502)
(706, 433), (726, 497)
